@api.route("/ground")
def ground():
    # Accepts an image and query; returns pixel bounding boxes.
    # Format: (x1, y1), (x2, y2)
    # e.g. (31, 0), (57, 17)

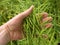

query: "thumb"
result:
(12, 5), (34, 20)
(19, 5), (34, 18)
(1, 5), (34, 30)
(6, 5), (34, 24)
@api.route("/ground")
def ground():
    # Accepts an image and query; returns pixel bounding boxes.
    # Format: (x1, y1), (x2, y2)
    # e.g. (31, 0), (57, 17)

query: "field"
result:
(0, 0), (60, 45)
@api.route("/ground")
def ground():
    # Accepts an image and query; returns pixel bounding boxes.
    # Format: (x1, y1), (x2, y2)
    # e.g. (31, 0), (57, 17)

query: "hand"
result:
(0, 5), (34, 41)
(0, 6), (52, 41)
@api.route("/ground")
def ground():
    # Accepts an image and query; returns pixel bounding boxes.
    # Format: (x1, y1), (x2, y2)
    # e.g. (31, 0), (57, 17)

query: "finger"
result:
(42, 17), (53, 23)
(45, 23), (52, 28)
(21, 5), (34, 18)
(5, 5), (34, 27)
(41, 12), (48, 19)
(0, 5), (34, 41)
(14, 5), (34, 20)
(6, 5), (34, 23)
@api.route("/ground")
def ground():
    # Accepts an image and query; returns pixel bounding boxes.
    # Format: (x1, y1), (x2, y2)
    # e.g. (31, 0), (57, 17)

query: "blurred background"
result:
(0, 0), (60, 45)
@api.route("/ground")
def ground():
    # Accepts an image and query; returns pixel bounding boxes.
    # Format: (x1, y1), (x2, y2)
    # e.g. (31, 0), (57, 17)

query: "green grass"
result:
(0, 0), (60, 45)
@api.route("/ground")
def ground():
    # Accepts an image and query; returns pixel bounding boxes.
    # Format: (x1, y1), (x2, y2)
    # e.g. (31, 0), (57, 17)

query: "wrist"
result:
(0, 24), (11, 45)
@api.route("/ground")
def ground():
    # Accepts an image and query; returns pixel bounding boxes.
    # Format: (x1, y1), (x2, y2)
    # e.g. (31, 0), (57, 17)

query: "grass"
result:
(0, 0), (60, 45)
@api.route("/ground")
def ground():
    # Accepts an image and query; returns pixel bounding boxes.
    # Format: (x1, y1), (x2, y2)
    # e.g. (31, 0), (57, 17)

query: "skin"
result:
(0, 5), (52, 45)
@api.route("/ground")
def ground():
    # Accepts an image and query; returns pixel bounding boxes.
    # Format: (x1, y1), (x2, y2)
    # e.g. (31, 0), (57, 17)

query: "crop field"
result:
(0, 0), (60, 45)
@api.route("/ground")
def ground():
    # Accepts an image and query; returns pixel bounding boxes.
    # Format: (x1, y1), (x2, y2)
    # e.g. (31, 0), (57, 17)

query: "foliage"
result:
(0, 0), (60, 45)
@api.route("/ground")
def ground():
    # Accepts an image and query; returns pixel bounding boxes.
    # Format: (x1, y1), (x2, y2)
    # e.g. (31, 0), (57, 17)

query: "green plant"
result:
(0, 0), (60, 45)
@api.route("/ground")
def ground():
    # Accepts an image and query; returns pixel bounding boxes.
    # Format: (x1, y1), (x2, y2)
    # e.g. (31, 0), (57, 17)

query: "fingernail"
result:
(42, 17), (53, 23)
(45, 23), (52, 28)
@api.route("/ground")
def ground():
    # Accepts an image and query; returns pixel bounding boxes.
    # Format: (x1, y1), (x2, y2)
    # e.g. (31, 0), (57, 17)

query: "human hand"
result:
(0, 6), (52, 41)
